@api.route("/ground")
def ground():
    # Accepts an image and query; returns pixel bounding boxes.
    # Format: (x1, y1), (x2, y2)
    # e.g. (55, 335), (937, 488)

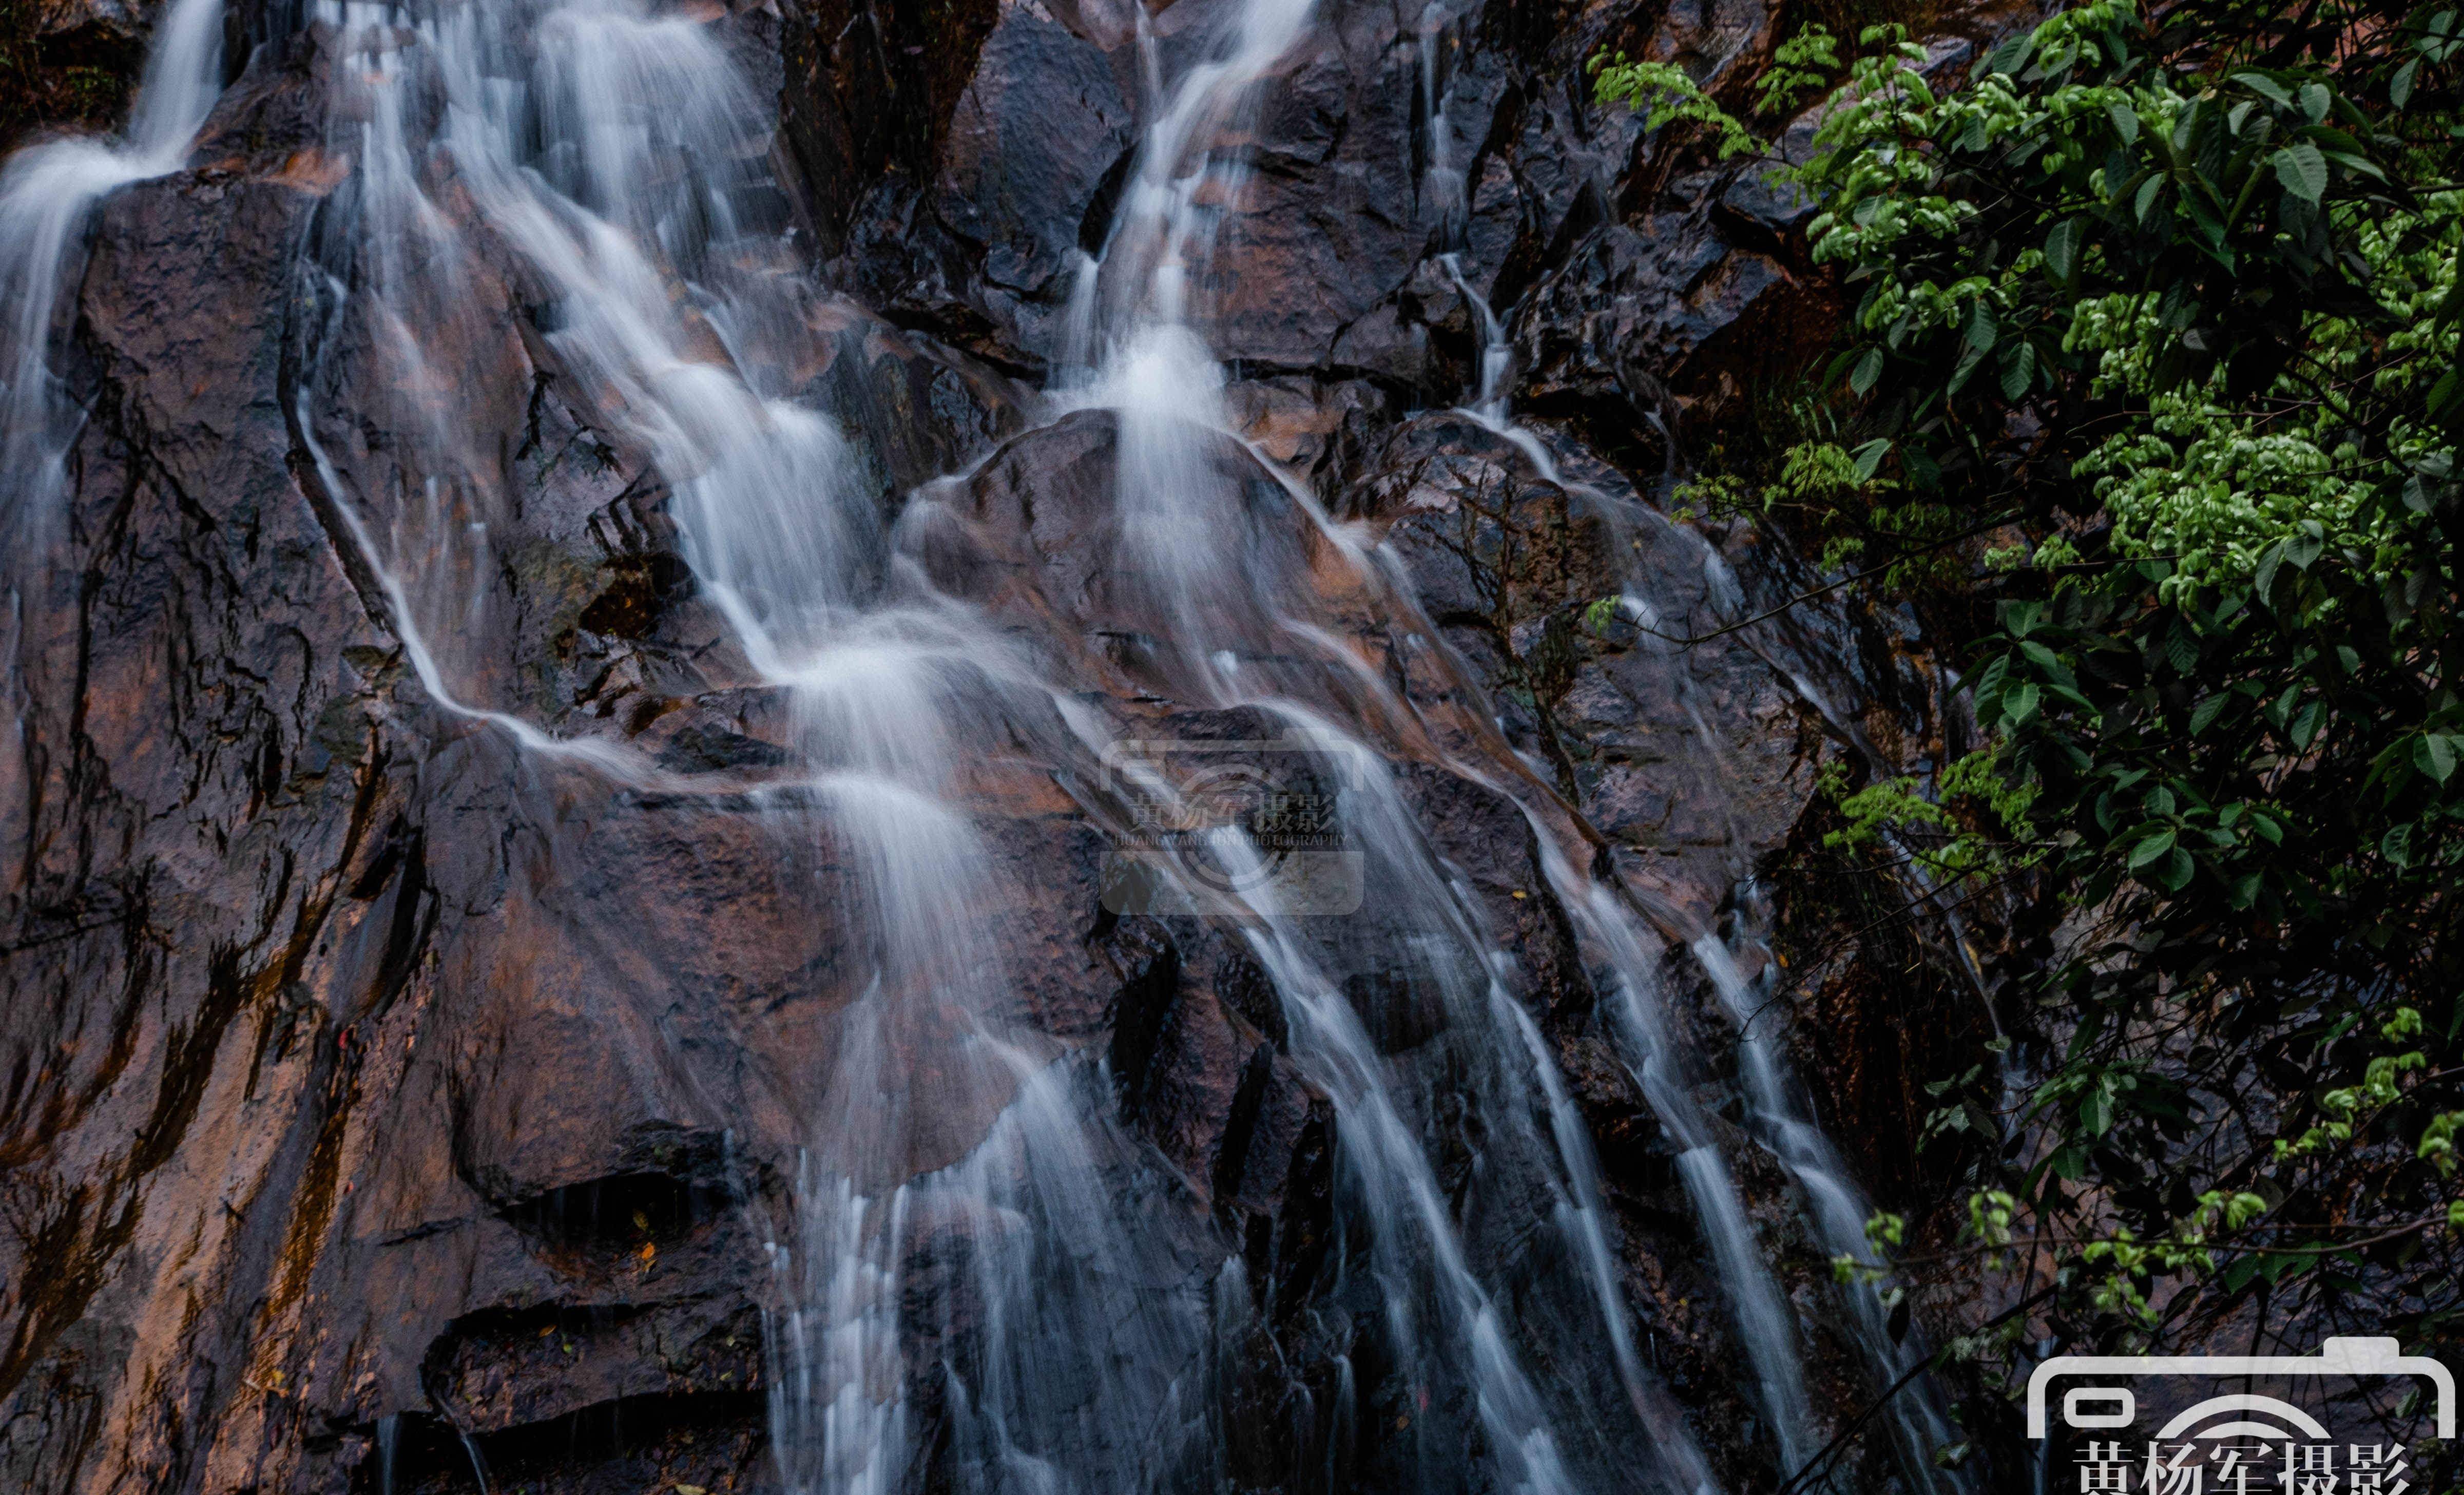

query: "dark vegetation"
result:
(0, 1), (141, 151)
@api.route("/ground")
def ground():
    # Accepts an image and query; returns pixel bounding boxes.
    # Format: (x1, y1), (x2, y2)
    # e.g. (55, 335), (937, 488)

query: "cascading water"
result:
(0, 0), (225, 834)
(0, 0), (224, 553)
(291, 5), (1239, 1491)
(1051, 5), (1769, 1491)
(0, 0), (1972, 1489)
(1406, 24), (1844, 1480)
(1403, 17), (1986, 1487)
(1693, 898), (1967, 1494)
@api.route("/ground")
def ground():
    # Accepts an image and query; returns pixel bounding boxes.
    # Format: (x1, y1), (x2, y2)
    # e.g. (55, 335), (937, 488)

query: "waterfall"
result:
(1416, 2), (1471, 256)
(0, 0), (1967, 1490)
(289, 4), (1230, 1491)
(1056, 3), (1732, 1489)
(1417, 58), (1975, 1491)
(1411, 49), (1833, 1484)
(0, 0), (226, 894)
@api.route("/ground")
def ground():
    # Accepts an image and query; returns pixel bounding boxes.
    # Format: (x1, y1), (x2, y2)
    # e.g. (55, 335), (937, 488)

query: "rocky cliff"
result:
(0, 1), (2030, 1491)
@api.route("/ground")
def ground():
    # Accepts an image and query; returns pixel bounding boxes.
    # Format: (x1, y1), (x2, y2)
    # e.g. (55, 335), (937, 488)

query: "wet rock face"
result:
(0, 0), (1971, 1492)
(778, 0), (1005, 255)
(1352, 410), (1825, 918)
(824, 0), (1658, 393)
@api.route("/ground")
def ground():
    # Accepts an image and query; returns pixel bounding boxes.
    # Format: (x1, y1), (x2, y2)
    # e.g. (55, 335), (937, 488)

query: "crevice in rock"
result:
(355, 1388), (768, 1495)
(499, 1170), (735, 1257)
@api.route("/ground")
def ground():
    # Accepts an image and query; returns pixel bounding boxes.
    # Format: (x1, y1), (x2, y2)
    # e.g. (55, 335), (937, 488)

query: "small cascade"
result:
(1414, 38), (1977, 1492)
(1570, 881), (1825, 1481)
(0, 0), (224, 554)
(1417, 69), (1831, 1489)
(1415, 3), (1471, 253)
(1438, 254), (1511, 421)
(0, 0), (226, 884)
(1060, 4), (1719, 1489)
(1693, 896), (1968, 1494)
(375, 1412), (401, 1495)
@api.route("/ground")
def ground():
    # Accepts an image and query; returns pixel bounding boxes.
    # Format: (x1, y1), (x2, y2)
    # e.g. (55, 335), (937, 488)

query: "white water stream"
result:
(1414, 48), (1972, 1486)
(0, 0), (224, 552)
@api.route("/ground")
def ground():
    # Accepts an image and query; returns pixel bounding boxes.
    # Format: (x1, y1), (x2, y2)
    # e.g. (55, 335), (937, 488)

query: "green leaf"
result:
(2382, 823), (2415, 869)
(2044, 217), (2082, 281)
(2274, 142), (2327, 201)
(2254, 540), (2287, 603)
(2416, 734), (2459, 784)
(2298, 82), (2330, 122)
(2129, 829), (2178, 869)
(2290, 699), (2325, 749)
(1851, 346), (1884, 395)
(2233, 72), (2295, 108)
(2190, 694), (2230, 735)
(2106, 101), (2140, 145)
(1850, 437), (1892, 482)
(1999, 340), (2036, 400)
(2164, 627), (2199, 673)
(2082, 1090), (2112, 1136)
(2182, 190), (2228, 251)
(1947, 346), (1984, 396)
(2297, 123), (2367, 155)
(2134, 172), (2164, 221)
(2321, 149), (2385, 182)
(2045, 681), (2100, 716)
(1965, 299), (1996, 351)
(2005, 682), (2042, 727)
(2393, 59), (2419, 107)
(2286, 525), (2325, 569)
(2158, 846), (2196, 891)
(2431, 368), (2463, 419)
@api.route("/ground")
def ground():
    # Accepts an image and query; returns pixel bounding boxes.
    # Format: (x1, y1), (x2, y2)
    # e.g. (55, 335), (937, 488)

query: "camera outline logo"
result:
(2028, 1336), (2454, 1493)
(1096, 731), (1368, 918)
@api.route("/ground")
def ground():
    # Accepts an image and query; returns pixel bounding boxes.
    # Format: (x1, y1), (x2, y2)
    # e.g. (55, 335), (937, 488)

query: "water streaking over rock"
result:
(0, 1), (1995, 1491)
(0, 0), (223, 553)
